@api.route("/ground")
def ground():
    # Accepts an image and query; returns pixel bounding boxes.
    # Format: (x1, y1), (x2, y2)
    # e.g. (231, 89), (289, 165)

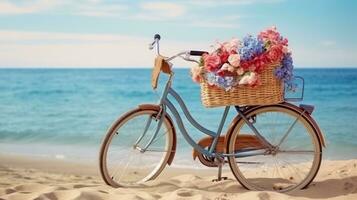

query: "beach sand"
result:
(1, 154), (357, 200)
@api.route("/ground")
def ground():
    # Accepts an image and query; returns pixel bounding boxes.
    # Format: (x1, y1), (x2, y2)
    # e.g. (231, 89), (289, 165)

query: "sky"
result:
(0, 0), (356, 68)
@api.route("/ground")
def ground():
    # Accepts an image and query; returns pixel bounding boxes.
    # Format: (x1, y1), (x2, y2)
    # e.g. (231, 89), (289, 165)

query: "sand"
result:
(0, 154), (357, 200)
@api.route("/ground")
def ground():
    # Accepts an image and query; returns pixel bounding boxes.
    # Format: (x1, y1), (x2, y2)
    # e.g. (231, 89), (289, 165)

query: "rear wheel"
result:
(99, 108), (174, 187)
(227, 105), (322, 192)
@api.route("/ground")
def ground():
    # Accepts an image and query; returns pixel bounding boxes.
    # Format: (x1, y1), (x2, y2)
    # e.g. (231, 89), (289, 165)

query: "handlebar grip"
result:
(154, 34), (161, 40)
(189, 50), (208, 56)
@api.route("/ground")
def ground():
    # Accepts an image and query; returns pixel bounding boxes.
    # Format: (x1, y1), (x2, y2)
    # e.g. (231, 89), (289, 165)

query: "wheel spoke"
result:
(278, 150), (315, 154)
(144, 148), (174, 152)
(112, 149), (135, 182)
(276, 115), (301, 148)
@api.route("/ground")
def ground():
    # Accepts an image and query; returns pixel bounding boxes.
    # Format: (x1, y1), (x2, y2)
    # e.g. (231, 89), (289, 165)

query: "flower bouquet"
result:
(191, 27), (294, 107)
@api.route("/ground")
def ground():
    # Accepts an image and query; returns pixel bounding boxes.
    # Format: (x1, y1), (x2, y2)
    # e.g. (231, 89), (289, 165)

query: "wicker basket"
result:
(200, 63), (284, 107)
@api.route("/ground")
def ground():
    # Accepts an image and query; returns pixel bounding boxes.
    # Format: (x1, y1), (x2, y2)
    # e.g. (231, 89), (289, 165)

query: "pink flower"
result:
(228, 54), (240, 67)
(190, 65), (202, 83)
(259, 26), (281, 45)
(282, 46), (289, 54)
(203, 54), (221, 72)
(259, 26), (289, 51)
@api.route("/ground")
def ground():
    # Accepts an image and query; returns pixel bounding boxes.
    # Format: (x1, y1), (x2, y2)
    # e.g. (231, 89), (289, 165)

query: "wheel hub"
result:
(266, 146), (279, 156)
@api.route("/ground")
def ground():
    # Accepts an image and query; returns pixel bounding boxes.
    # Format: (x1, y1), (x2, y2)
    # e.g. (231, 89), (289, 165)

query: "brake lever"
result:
(149, 34), (161, 52)
(148, 42), (155, 50)
(148, 39), (160, 55)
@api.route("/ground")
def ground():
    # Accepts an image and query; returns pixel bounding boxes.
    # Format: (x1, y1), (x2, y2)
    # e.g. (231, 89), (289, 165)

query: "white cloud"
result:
(0, 0), (60, 14)
(0, 30), (208, 67)
(189, 20), (238, 29)
(187, 0), (285, 6)
(188, 15), (241, 29)
(0, 30), (140, 42)
(0, 0), (185, 21)
(74, 3), (128, 17)
(0, 0), (128, 18)
(139, 2), (186, 18)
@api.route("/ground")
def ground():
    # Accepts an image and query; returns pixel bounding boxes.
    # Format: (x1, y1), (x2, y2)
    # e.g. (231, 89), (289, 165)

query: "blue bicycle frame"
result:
(140, 73), (274, 159)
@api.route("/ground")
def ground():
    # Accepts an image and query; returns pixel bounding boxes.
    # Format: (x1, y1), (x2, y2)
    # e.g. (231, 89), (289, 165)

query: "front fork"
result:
(133, 106), (166, 152)
(133, 73), (173, 152)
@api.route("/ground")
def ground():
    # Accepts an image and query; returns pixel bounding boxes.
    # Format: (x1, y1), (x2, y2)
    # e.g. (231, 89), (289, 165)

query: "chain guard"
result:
(193, 134), (264, 167)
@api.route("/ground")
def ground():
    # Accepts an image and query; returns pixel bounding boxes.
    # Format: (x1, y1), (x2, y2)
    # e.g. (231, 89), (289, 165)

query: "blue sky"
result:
(0, 0), (356, 68)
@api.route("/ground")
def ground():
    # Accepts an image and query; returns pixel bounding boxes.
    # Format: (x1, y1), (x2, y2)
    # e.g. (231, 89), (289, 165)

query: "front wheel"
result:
(227, 105), (322, 192)
(99, 107), (174, 187)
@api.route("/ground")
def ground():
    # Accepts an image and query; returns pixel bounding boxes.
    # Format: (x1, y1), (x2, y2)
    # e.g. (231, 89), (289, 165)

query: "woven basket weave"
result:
(200, 63), (284, 107)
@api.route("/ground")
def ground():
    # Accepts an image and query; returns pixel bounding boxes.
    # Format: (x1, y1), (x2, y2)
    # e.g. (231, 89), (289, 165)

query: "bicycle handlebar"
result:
(149, 34), (208, 64)
(189, 50), (208, 56)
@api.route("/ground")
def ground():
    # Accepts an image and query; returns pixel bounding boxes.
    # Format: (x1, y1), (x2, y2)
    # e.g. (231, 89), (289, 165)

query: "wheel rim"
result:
(101, 110), (173, 187)
(228, 106), (321, 192)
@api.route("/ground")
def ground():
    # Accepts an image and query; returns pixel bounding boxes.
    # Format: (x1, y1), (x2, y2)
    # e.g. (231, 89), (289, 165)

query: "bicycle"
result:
(99, 34), (326, 192)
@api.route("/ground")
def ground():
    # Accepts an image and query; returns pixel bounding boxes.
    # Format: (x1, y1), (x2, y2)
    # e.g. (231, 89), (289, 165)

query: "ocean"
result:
(0, 68), (357, 167)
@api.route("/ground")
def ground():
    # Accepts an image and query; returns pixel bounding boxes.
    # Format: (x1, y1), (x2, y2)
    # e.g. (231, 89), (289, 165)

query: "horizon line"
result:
(1, 66), (357, 69)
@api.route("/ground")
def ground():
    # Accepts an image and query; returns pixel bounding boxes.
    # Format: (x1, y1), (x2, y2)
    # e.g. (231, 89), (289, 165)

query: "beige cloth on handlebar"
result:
(152, 55), (172, 89)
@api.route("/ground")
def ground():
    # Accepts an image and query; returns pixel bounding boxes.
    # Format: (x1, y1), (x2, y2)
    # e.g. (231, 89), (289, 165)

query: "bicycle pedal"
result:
(212, 177), (228, 182)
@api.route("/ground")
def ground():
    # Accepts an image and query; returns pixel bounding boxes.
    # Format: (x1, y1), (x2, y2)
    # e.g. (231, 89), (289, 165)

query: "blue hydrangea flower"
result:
(205, 72), (217, 86)
(239, 35), (265, 61)
(205, 72), (237, 91)
(275, 53), (296, 90)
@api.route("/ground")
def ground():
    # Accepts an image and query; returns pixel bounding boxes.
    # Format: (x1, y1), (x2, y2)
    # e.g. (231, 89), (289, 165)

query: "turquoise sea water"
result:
(0, 68), (357, 166)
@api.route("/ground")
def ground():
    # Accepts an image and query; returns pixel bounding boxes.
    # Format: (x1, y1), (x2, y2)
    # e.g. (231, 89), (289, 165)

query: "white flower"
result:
(228, 54), (240, 67)
(224, 38), (240, 53)
(239, 72), (257, 85)
(221, 63), (230, 71)
(221, 63), (235, 72)
(227, 65), (235, 72)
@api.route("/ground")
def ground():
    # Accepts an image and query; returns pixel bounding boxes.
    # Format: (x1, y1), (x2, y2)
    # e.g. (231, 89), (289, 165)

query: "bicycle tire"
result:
(99, 106), (175, 187)
(226, 104), (322, 192)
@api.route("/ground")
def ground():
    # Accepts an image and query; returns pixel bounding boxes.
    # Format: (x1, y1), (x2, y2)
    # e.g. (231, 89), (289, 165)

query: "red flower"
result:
(218, 49), (230, 63)
(267, 45), (284, 63)
(216, 69), (236, 77)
